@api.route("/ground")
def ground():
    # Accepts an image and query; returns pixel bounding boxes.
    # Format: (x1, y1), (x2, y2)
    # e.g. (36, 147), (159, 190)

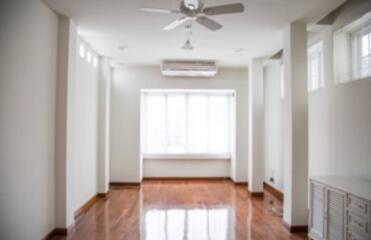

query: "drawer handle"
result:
(357, 204), (364, 209)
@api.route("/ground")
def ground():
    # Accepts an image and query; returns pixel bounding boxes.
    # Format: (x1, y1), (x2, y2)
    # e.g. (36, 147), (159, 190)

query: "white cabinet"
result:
(310, 182), (325, 239)
(325, 187), (346, 240)
(309, 177), (371, 240)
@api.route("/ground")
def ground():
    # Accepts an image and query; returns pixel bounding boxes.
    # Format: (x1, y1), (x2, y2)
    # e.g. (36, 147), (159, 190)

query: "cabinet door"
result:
(325, 187), (346, 240)
(310, 181), (326, 240)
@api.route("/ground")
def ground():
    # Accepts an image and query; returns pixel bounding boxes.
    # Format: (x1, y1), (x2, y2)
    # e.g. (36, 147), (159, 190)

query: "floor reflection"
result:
(67, 180), (308, 240)
(144, 207), (230, 240)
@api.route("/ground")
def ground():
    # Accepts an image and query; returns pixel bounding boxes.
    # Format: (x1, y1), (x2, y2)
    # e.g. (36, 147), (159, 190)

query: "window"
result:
(334, 11), (371, 83)
(141, 90), (234, 158)
(78, 40), (99, 67)
(280, 64), (285, 99)
(79, 45), (85, 58)
(86, 51), (92, 63)
(93, 57), (98, 68)
(352, 26), (371, 79)
(308, 41), (324, 91)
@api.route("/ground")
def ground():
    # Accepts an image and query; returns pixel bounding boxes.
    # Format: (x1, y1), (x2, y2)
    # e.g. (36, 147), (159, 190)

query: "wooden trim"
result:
(248, 191), (264, 197)
(142, 177), (231, 181)
(110, 182), (141, 189)
(43, 224), (75, 239)
(43, 230), (54, 240)
(110, 182), (141, 186)
(283, 221), (308, 233)
(97, 191), (110, 198)
(74, 195), (98, 220)
(263, 181), (284, 201)
(43, 228), (63, 240)
(234, 181), (248, 186)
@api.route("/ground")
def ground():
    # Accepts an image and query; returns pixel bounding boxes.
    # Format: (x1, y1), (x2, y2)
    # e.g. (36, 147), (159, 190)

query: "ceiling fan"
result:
(140, 0), (245, 31)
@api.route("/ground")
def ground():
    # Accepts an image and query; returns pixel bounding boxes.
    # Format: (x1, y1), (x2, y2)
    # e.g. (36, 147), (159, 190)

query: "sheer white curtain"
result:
(142, 90), (233, 156)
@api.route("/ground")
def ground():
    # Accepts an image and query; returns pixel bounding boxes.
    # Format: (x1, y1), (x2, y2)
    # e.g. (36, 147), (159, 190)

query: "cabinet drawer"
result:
(312, 182), (324, 200)
(348, 195), (370, 218)
(347, 211), (370, 239)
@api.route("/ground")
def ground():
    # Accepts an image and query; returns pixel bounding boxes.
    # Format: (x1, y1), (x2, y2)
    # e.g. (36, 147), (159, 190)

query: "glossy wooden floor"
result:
(65, 180), (308, 240)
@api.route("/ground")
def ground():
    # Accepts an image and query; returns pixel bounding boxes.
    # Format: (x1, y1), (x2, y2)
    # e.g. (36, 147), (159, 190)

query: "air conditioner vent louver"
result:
(161, 60), (217, 77)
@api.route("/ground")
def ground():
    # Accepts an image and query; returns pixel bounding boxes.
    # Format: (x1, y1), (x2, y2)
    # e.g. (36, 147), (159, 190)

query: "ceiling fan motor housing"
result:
(180, 0), (203, 17)
(184, 0), (200, 10)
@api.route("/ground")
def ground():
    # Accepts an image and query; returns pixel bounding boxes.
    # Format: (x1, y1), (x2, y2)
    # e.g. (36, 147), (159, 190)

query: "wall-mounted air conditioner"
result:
(161, 60), (218, 77)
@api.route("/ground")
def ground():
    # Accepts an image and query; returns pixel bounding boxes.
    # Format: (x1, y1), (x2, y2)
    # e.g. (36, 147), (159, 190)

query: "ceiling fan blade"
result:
(196, 16), (222, 31)
(140, 7), (179, 14)
(163, 16), (188, 31)
(203, 3), (244, 16)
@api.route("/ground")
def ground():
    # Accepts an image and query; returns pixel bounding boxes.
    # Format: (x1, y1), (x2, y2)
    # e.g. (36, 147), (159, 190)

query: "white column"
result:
(97, 57), (111, 194)
(282, 22), (308, 228)
(248, 58), (264, 194)
(55, 17), (77, 228)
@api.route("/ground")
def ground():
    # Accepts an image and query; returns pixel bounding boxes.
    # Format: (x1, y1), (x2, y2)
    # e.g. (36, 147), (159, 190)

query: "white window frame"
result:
(308, 41), (325, 92)
(280, 63), (285, 99)
(333, 11), (371, 84)
(141, 89), (235, 160)
(351, 24), (371, 80)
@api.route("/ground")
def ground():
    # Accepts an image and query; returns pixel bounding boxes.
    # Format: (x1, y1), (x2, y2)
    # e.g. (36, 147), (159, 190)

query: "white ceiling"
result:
(44, 0), (344, 67)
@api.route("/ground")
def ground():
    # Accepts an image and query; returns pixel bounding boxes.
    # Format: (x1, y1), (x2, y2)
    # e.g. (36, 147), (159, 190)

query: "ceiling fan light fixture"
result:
(182, 39), (194, 50)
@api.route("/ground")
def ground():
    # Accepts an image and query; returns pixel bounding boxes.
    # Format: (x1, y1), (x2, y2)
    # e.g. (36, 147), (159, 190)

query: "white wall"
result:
(110, 66), (249, 182)
(263, 61), (284, 191)
(0, 0), (58, 239)
(308, 10), (371, 180)
(55, 19), (99, 227)
(143, 159), (230, 177)
(68, 38), (99, 218)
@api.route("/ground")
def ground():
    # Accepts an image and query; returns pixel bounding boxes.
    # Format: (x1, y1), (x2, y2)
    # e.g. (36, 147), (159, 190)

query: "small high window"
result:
(93, 57), (98, 68)
(280, 64), (285, 99)
(86, 51), (92, 63)
(308, 41), (324, 92)
(352, 27), (371, 79)
(334, 11), (371, 84)
(79, 45), (85, 58)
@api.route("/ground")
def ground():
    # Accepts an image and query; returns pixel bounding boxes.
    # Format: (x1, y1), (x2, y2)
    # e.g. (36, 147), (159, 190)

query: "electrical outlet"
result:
(269, 177), (274, 183)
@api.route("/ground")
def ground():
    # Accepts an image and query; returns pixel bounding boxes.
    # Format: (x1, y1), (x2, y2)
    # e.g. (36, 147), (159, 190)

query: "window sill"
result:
(142, 153), (231, 160)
